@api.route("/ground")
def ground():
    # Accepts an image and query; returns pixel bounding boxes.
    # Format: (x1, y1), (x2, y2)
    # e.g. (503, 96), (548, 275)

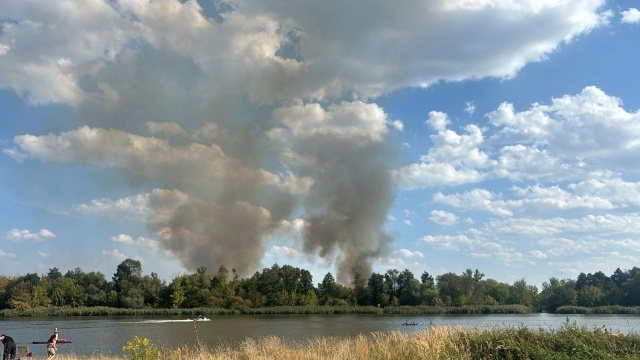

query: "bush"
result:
(122, 336), (159, 360)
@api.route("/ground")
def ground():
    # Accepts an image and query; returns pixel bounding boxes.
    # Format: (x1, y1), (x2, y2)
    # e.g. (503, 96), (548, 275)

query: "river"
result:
(2, 313), (639, 356)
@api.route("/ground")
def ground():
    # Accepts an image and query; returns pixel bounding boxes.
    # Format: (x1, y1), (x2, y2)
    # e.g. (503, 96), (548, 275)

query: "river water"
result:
(1, 313), (639, 357)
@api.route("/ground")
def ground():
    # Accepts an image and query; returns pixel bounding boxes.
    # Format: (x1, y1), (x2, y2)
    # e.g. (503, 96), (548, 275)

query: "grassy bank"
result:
(0, 305), (534, 317)
(556, 305), (640, 315)
(382, 304), (532, 314)
(71, 321), (640, 360)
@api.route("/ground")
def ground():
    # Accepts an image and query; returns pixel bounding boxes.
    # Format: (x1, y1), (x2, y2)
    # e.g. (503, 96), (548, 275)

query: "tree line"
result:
(1, 259), (639, 313)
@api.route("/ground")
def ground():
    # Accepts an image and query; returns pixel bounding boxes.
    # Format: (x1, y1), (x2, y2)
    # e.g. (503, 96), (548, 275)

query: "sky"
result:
(1, 0), (640, 288)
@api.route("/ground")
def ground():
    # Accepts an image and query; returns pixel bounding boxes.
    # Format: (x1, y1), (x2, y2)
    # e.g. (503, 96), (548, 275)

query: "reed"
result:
(556, 305), (640, 315)
(0, 307), (238, 317)
(238, 305), (384, 315)
(46, 323), (640, 360)
(383, 304), (532, 315)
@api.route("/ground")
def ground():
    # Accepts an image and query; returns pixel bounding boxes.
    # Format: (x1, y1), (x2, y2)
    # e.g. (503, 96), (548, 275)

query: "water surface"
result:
(2, 313), (638, 356)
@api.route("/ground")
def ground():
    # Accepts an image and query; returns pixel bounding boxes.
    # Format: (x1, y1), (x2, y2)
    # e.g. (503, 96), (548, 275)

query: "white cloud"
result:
(73, 193), (152, 219)
(621, 8), (640, 24)
(404, 220), (413, 226)
(491, 86), (640, 175)
(6, 228), (56, 242)
(429, 210), (458, 226)
(0, 0), (608, 106)
(0, 250), (17, 258)
(400, 86), (640, 191)
(394, 113), (489, 189)
(272, 101), (390, 145)
(395, 249), (424, 258)
(112, 234), (158, 248)
(421, 234), (471, 251)
(464, 101), (476, 115)
(434, 189), (513, 217)
(2, 148), (28, 162)
(528, 250), (548, 259)
(420, 233), (528, 265)
(38, 251), (50, 258)
(390, 120), (404, 131)
(270, 245), (299, 257)
(476, 214), (640, 241)
(101, 248), (128, 261)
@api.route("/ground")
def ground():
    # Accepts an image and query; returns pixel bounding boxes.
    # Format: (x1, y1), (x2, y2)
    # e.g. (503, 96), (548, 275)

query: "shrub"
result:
(122, 336), (159, 360)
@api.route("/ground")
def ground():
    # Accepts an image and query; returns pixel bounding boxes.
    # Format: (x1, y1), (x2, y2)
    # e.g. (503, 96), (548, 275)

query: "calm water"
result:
(1, 314), (639, 356)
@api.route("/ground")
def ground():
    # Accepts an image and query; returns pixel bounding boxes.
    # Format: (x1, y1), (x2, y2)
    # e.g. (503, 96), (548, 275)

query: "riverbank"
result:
(76, 322), (640, 359)
(0, 304), (534, 317)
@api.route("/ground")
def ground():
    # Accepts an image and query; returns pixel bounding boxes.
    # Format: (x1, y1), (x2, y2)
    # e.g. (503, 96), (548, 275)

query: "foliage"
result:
(122, 336), (159, 360)
(2, 259), (640, 314)
(383, 304), (533, 315)
(461, 319), (640, 359)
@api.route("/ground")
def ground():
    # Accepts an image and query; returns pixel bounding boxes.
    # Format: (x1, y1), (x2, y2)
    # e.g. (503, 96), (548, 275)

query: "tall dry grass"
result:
(56, 327), (471, 360)
(51, 322), (640, 360)
(165, 326), (470, 360)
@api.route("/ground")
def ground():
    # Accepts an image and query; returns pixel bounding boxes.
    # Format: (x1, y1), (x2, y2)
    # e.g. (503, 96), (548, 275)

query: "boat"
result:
(402, 322), (425, 326)
(31, 339), (72, 344)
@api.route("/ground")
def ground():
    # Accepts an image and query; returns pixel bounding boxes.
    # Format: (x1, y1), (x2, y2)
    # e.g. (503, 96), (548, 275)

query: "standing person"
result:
(0, 334), (16, 360)
(47, 329), (59, 360)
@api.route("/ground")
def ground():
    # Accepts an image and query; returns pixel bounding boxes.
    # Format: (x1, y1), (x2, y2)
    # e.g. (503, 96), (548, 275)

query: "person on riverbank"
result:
(0, 334), (16, 360)
(47, 329), (59, 360)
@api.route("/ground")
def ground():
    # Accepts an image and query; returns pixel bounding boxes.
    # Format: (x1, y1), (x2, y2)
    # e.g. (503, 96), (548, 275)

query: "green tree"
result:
(538, 277), (576, 312)
(8, 281), (32, 310)
(352, 271), (369, 305)
(113, 259), (143, 308)
(318, 272), (337, 305)
(508, 278), (537, 306)
(368, 272), (386, 306)
(398, 269), (420, 305)
(577, 285), (605, 307)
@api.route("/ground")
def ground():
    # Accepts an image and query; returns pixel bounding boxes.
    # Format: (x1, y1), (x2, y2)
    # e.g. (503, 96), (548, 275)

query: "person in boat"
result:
(0, 334), (16, 360)
(47, 329), (59, 360)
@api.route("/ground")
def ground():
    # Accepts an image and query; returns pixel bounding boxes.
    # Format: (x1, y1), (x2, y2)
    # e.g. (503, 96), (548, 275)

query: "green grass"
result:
(461, 319), (640, 359)
(383, 304), (533, 314)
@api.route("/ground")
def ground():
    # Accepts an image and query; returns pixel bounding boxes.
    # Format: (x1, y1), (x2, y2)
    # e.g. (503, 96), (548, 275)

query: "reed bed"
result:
(0, 307), (238, 317)
(15, 304), (640, 317)
(163, 326), (470, 360)
(47, 323), (640, 360)
(556, 305), (640, 315)
(383, 305), (532, 315)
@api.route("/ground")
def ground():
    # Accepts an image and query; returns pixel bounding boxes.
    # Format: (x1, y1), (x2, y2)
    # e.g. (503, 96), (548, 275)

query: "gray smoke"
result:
(6, 1), (399, 281)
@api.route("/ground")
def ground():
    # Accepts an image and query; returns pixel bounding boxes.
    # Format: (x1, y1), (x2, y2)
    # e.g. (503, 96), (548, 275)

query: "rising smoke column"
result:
(2, 0), (608, 279)
(273, 101), (396, 283)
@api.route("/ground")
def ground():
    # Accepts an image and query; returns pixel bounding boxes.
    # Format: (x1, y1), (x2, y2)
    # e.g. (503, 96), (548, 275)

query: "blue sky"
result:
(1, 0), (640, 288)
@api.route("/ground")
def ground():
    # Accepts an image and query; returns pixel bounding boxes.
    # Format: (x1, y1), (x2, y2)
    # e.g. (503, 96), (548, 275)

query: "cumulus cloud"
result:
(0, 0), (608, 106)
(621, 8), (640, 24)
(0, 0), (617, 280)
(6, 228), (56, 241)
(394, 112), (489, 189)
(112, 234), (158, 248)
(429, 210), (458, 226)
(490, 86), (640, 174)
(73, 193), (152, 220)
(101, 248), (128, 261)
(434, 189), (513, 217)
(395, 249), (424, 258)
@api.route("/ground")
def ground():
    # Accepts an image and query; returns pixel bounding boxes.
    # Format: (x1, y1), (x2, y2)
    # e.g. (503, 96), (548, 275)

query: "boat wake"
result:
(123, 318), (211, 324)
